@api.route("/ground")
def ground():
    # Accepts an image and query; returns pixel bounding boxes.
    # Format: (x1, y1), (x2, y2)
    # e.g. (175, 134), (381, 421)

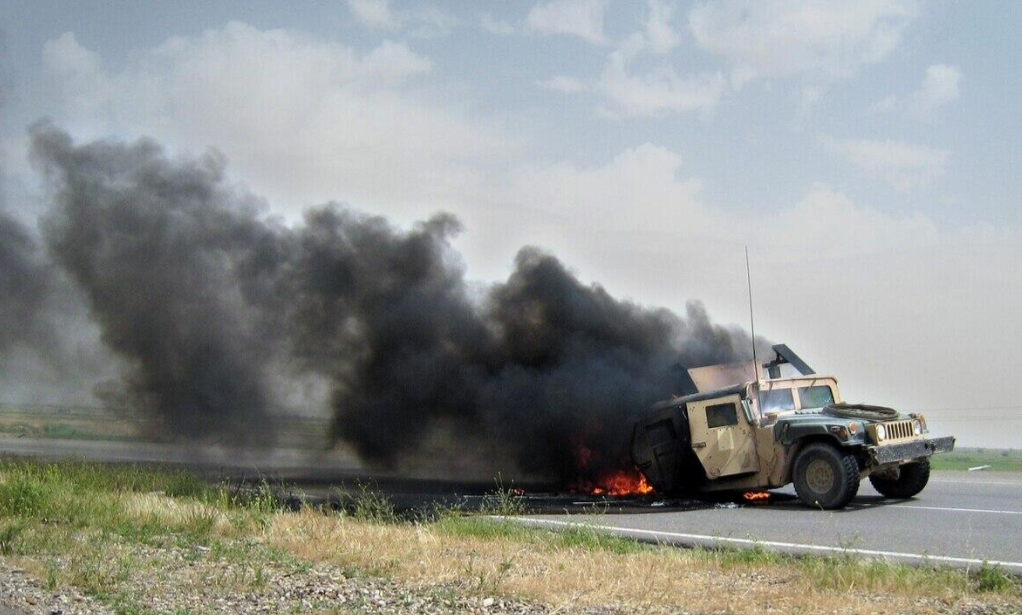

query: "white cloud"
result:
(512, 144), (704, 225)
(537, 75), (589, 93)
(527, 0), (608, 44)
(794, 84), (824, 118)
(510, 146), (937, 256)
(347, 0), (398, 30)
(537, 1), (715, 118)
(644, 0), (681, 54)
(874, 64), (962, 121)
(403, 6), (459, 39)
(597, 53), (725, 118)
(358, 39), (433, 84)
(346, 0), (457, 37)
(917, 64), (962, 110)
(41, 33), (116, 128)
(480, 13), (516, 36)
(821, 135), (949, 191)
(770, 183), (938, 255)
(37, 23), (511, 219)
(689, 0), (917, 87)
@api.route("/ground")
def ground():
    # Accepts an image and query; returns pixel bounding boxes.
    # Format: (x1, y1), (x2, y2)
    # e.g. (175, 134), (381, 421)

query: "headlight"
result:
(916, 413), (928, 433)
(875, 424), (886, 441)
(913, 420), (922, 436)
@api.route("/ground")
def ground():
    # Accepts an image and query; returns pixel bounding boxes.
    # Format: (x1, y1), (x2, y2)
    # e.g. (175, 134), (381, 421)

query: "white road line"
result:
(931, 479), (1022, 487)
(499, 517), (1022, 571)
(889, 504), (1022, 515)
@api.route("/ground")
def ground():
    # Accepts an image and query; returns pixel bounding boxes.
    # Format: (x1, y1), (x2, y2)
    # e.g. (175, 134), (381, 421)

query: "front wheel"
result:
(869, 460), (930, 498)
(792, 443), (861, 509)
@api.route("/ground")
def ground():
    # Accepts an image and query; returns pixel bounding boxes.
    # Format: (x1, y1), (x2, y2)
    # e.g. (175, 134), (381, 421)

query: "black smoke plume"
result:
(0, 63), (58, 371)
(28, 125), (759, 486)
(32, 124), (282, 442)
(0, 211), (55, 364)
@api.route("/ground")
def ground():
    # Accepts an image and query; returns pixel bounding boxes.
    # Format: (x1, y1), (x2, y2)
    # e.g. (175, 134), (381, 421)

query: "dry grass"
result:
(262, 509), (981, 615)
(122, 492), (237, 535)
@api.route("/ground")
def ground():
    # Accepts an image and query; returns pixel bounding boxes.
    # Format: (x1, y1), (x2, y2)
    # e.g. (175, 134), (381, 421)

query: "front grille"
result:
(883, 419), (916, 441)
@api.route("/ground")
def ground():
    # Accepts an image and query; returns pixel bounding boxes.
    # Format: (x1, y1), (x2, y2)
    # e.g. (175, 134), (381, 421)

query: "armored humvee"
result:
(631, 345), (956, 509)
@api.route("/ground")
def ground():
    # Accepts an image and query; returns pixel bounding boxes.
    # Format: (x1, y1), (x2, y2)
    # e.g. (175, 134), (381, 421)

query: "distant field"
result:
(931, 447), (1022, 472)
(0, 405), (139, 442)
(0, 404), (329, 447)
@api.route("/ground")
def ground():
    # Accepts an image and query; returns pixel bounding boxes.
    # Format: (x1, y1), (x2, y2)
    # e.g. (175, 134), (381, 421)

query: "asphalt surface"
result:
(521, 472), (1022, 570)
(3, 437), (1020, 570)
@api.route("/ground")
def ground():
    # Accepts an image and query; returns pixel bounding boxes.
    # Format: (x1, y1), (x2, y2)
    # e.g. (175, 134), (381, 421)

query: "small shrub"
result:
(479, 479), (526, 517)
(350, 483), (396, 523)
(44, 559), (60, 591)
(181, 507), (219, 541)
(247, 482), (280, 519)
(976, 563), (1014, 592)
(0, 520), (24, 555)
(0, 473), (48, 517)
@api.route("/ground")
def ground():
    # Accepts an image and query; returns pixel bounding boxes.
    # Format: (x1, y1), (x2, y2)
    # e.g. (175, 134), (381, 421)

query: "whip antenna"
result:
(745, 246), (759, 385)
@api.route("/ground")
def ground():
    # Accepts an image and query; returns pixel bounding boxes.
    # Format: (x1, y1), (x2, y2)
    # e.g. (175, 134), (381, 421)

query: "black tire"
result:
(869, 460), (931, 499)
(792, 443), (861, 510)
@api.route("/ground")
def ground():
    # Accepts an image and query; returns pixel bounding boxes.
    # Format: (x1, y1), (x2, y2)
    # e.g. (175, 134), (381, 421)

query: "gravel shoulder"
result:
(0, 558), (113, 615)
(0, 543), (605, 615)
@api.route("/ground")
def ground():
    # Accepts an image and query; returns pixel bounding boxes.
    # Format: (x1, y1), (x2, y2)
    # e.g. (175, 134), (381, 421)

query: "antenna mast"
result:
(745, 246), (759, 384)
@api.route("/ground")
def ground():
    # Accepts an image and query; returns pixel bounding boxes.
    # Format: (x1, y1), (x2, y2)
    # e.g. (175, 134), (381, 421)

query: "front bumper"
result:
(870, 436), (956, 465)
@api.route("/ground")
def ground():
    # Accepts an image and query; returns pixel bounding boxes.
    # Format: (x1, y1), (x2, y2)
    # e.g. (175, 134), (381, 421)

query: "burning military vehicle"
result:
(631, 345), (956, 509)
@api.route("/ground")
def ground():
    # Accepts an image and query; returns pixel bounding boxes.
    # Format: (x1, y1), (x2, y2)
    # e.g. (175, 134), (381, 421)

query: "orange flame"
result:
(601, 469), (654, 496)
(743, 491), (770, 501)
(574, 468), (654, 497)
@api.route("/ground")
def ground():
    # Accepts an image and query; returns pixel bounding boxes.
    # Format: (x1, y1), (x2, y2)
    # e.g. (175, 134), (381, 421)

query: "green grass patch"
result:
(931, 448), (1022, 472)
(976, 563), (1016, 592)
(436, 514), (537, 542)
(712, 544), (784, 567)
(552, 524), (649, 555)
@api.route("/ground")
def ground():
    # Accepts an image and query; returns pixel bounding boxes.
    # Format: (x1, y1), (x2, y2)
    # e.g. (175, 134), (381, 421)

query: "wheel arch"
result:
(784, 434), (857, 485)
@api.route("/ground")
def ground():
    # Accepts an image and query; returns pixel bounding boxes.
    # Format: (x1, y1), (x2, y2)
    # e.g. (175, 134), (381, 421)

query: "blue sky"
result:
(1, 0), (1020, 445)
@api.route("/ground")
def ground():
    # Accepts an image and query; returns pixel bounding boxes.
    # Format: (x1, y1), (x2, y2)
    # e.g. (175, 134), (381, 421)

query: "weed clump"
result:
(976, 563), (1015, 592)
(342, 482), (396, 523)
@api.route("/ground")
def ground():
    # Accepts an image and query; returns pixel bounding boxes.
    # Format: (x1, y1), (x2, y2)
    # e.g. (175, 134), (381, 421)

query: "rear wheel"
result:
(869, 460), (930, 498)
(792, 443), (861, 509)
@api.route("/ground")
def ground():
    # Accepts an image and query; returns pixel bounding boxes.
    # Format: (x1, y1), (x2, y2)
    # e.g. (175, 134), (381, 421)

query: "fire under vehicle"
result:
(631, 345), (956, 509)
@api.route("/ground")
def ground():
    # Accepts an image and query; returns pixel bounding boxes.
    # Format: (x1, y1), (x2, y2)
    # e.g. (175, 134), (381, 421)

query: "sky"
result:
(0, 0), (1019, 446)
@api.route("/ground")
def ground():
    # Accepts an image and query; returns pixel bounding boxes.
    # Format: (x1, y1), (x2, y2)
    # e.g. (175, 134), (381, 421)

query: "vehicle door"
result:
(687, 394), (759, 478)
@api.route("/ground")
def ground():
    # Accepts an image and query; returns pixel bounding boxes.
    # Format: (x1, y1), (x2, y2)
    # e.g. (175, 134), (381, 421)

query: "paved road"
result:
(522, 471), (1022, 570)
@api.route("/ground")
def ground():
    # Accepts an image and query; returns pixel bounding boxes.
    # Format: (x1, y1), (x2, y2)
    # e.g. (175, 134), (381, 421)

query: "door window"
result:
(706, 403), (739, 428)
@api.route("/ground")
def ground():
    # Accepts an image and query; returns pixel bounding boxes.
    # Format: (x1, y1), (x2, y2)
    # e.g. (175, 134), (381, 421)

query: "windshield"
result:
(797, 385), (835, 409)
(759, 388), (795, 413)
